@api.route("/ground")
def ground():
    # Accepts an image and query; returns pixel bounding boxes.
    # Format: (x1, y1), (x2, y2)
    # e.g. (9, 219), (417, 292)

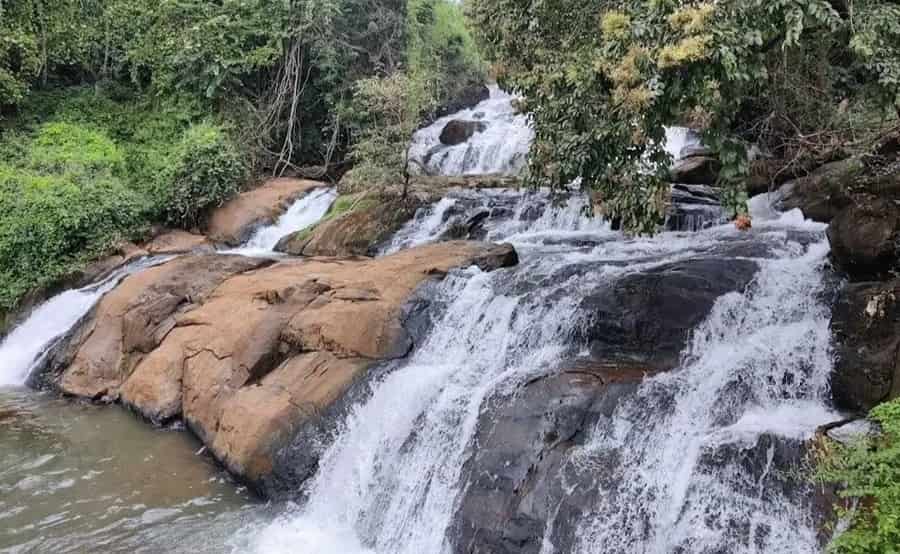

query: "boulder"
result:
(439, 120), (488, 146)
(53, 241), (518, 488)
(668, 155), (721, 185)
(433, 83), (491, 121)
(830, 279), (900, 411)
(579, 257), (759, 371)
(276, 193), (429, 257)
(827, 198), (900, 281)
(206, 178), (324, 245)
(776, 157), (860, 223)
(57, 255), (269, 400)
(144, 230), (213, 255)
(450, 363), (645, 554)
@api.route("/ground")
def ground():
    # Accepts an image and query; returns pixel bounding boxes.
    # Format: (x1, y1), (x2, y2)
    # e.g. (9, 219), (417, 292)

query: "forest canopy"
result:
(0, 0), (484, 311)
(467, 0), (900, 233)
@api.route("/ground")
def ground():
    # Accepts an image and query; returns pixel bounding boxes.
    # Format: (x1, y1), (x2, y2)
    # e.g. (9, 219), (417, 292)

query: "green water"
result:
(0, 388), (271, 553)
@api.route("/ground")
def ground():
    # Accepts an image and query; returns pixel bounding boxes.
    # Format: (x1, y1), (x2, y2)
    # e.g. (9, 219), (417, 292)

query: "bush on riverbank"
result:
(0, 0), (485, 314)
(816, 400), (900, 553)
(0, 90), (243, 312)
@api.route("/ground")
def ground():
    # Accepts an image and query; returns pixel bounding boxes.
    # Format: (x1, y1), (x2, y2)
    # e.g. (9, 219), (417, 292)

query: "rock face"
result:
(449, 254), (762, 553)
(50, 241), (518, 487)
(433, 83), (491, 121)
(58, 255), (269, 400)
(205, 178), (324, 246)
(831, 279), (900, 411)
(451, 365), (643, 554)
(276, 193), (429, 257)
(669, 155), (721, 185)
(579, 257), (759, 371)
(776, 158), (859, 223)
(827, 197), (900, 281)
(144, 230), (213, 255)
(439, 120), (488, 146)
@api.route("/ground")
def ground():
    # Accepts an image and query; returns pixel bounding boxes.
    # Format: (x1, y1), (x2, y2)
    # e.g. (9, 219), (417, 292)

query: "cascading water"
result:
(0, 187), (336, 388)
(570, 226), (836, 554)
(239, 183), (838, 553)
(0, 256), (170, 387)
(407, 85), (534, 176)
(227, 187), (337, 256)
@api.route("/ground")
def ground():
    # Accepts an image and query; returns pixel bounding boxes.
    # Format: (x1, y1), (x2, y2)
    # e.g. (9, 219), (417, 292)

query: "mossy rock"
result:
(275, 192), (429, 257)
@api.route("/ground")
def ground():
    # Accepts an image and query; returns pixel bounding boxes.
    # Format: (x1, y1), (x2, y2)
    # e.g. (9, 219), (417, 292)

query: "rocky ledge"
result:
(38, 241), (517, 490)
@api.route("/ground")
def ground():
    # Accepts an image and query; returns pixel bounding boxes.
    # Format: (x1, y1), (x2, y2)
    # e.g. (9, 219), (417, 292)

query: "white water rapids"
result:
(0, 257), (170, 387)
(228, 187), (337, 256)
(236, 191), (838, 553)
(0, 84), (844, 554)
(408, 85), (534, 176)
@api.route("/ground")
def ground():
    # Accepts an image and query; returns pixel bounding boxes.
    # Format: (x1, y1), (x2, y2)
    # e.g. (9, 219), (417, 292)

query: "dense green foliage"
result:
(0, 0), (483, 313)
(161, 124), (246, 228)
(468, 0), (900, 233)
(344, 0), (485, 190)
(0, 117), (144, 309)
(816, 399), (900, 553)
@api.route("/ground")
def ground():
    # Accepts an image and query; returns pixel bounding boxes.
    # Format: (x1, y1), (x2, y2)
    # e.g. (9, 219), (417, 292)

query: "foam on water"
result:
(571, 237), (836, 554)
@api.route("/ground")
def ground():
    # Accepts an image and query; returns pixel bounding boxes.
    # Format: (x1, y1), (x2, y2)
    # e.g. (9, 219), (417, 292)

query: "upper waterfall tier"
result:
(408, 85), (534, 177)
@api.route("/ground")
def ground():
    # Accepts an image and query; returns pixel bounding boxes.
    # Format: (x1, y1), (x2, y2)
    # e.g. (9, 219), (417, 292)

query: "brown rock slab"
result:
(145, 230), (213, 255)
(58, 255), (268, 401)
(57, 241), (518, 486)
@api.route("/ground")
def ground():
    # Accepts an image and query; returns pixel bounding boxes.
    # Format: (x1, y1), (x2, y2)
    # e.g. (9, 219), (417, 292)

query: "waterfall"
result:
(571, 234), (836, 554)
(227, 187), (337, 256)
(238, 186), (836, 553)
(0, 257), (170, 387)
(407, 85), (534, 177)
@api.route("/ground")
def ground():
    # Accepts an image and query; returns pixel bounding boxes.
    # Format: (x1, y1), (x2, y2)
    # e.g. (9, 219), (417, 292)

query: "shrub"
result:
(816, 399), (900, 553)
(161, 123), (246, 229)
(0, 165), (144, 310)
(27, 122), (125, 177)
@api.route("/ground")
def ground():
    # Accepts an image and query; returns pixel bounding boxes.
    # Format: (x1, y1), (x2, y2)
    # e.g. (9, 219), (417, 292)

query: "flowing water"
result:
(238, 194), (838, 553)
(0, 189), (338, 552)
(0, 257), (171, 388)
(227, 187), (337, 257)
(408, 85), (534, 176)
(0, 85), (841, 554)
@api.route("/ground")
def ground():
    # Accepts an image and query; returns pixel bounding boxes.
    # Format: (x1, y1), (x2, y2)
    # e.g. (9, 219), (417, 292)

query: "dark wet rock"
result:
(776, 158), (860, 223)
(579, 257), (759, 371)
(666, 184), (725, 231)
(432, 84), (491, 122)
(827, 197), (900, 281)
(450, 364), (644, 554)
(831, 279), (900, 411)
(440, 120), (488, 146)
(669, 156), (721, 185)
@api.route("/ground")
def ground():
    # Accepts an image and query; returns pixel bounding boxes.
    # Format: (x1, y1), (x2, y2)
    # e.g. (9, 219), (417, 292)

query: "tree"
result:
(468, 0), (900, 233)
(343, 71), (435, 195)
